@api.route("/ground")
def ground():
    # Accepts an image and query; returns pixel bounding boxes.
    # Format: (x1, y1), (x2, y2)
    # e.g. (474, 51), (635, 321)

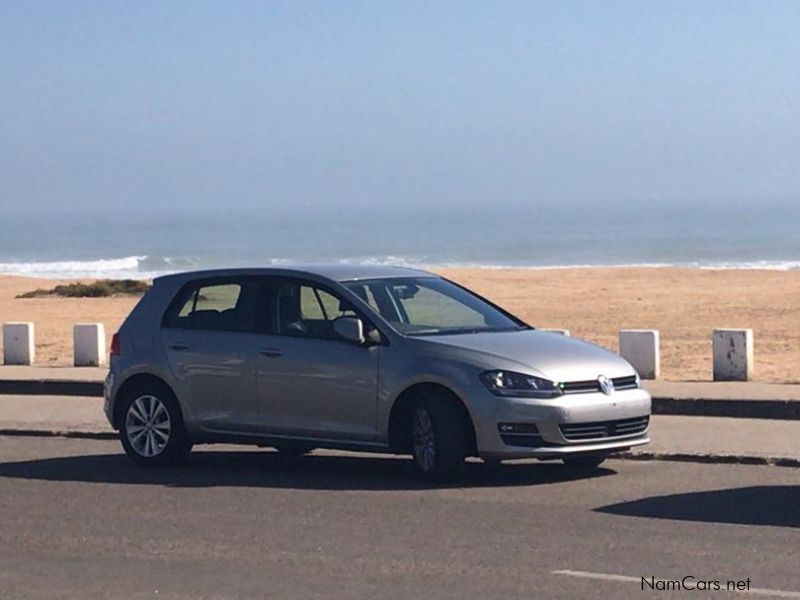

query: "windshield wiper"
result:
(406, 326), (527, 337)
(403, 329), (442, 337)
(412, 327), (503, 337)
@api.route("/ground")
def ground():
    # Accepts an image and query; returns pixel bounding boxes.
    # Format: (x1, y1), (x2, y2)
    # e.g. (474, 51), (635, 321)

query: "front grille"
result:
(612, 375), (639, 390)
(560, 380), (600, 394)
(560, 375), (639, 394)
(559, 416), (649, 441)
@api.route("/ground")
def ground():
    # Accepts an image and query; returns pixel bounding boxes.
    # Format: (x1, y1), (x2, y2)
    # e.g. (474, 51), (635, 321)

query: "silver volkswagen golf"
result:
(105, 265), (651, 480)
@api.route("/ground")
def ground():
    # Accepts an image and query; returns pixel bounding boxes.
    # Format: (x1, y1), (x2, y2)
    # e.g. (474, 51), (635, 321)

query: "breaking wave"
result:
(0, 255), (798, 280)
(0, 256), (197, 280)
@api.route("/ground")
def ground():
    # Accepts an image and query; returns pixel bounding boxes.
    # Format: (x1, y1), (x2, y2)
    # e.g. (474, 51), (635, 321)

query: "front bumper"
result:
(464, 384), (652, 460)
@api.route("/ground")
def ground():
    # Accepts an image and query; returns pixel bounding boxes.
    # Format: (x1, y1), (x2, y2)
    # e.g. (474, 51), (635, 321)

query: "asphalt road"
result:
(1, 437), (799, 599)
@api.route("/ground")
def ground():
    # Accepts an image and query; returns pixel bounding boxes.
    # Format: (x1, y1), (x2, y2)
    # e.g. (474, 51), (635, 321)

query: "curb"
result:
(0, 380), (104, 398)
(652, 397), (800, 420)
(619, 451), (800, 468)
(0, 429), (116, 440)
(2, 379), (800, 421)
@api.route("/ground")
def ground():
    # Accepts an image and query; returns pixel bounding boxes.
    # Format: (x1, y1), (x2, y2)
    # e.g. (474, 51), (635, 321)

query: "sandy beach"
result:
(1, 268), (798, 383)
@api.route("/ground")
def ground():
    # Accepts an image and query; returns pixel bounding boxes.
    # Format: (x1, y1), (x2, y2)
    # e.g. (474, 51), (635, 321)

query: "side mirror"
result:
(333, 316), (365, 345)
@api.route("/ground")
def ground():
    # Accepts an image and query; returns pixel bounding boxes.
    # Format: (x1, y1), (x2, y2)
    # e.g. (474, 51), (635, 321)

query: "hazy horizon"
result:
(2, 2), (800, 276)
(2, 1), (800, 215)
(1, 197), (799, 278)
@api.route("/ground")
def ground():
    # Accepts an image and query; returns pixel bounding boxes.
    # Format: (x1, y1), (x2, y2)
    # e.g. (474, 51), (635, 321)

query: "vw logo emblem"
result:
(598, 375), (615, 395)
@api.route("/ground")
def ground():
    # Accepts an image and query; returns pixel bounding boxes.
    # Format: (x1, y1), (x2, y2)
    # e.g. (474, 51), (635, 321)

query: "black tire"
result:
(410, 395), (468, 482)
(118, 382), (191, 467)
(562, 453), (608, 469)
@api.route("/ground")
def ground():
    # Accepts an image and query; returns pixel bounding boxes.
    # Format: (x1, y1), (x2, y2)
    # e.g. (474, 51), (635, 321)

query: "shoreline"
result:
(1, 267), (798, 384)
(1, 259), (800, 281)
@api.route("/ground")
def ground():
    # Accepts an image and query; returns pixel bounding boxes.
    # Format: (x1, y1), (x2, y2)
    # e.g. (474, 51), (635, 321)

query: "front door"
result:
(254, 277), (379, 441)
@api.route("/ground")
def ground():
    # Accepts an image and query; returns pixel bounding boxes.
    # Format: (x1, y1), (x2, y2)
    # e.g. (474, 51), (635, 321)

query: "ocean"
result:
(1, 198), (799, 279)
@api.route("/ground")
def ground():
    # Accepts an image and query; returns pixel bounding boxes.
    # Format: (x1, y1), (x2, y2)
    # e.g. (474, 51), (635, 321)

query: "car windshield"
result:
(343, 277), (528, 336)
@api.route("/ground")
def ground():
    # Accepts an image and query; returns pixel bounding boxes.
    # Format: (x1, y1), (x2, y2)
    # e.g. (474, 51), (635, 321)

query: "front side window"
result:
(343, 277), (526, 336)
(265, 279), (359, 340)
(299, 285), (352, 321)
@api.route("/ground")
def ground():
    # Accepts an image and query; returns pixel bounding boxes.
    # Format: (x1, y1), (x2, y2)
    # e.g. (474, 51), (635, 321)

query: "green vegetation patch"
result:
(17, 279), (151, 299)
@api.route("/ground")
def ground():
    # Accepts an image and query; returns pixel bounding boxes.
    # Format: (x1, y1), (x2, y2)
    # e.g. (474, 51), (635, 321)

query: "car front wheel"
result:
(119, 385), (191, 466)
(410, 399), (467, 481)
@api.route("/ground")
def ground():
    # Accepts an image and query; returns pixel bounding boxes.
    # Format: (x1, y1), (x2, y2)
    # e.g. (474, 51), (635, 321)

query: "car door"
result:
(161, 277), (262, 433)
(253, 276), (380, 441)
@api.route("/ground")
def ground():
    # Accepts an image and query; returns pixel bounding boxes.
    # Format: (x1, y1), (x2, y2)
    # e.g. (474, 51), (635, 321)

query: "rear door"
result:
(161, 277), (262, 433)
(253, 276), (380, 441)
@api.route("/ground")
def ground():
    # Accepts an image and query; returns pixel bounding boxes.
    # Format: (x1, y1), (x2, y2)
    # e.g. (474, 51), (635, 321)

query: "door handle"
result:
(169, 342), (190, 351)
(259, 348), (283, 357)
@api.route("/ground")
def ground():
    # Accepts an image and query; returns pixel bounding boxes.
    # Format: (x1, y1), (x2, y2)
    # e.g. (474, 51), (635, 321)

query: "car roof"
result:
(153, 264), (436, 285)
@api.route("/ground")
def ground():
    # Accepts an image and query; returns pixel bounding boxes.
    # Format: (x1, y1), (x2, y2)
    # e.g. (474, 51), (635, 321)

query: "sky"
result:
(1, 1), (799, 213)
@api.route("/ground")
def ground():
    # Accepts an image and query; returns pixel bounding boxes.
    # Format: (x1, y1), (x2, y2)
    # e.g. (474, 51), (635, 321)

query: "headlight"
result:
(480, 370), (562, 398)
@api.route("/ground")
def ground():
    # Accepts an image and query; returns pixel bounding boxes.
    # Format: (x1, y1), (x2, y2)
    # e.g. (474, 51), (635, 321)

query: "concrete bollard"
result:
(541, 329), (571, 336)
(619, 329), (660, 380)
(73, 323), (107, 367)
(713, 328), (753, 381)
(3, 322), (36, 365)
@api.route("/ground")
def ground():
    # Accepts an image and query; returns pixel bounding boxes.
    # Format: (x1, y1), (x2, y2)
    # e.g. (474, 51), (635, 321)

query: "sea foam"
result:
(0, 255), (798, 280)
(0, 256), (180, 280)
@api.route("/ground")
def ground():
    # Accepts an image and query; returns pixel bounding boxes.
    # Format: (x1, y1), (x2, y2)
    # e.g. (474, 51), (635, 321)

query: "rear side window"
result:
(163, 279), (257, 332)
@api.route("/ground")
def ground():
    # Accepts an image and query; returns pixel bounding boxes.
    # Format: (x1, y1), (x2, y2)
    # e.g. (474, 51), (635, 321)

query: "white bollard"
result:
(541, 329), (571, 336)
(619, 329), (660, 380)
(73, 323), (107, 367)
(3, 322), (36, 365)
(713, 328), (753, 381)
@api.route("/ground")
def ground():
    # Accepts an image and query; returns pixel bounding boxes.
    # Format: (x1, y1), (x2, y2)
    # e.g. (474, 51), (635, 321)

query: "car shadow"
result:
(597, 486), (800, 528)
(0, 450), (615, 491)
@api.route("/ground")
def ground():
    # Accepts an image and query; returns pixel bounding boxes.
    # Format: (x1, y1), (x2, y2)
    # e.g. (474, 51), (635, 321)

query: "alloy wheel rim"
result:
(125, 395), (171, 457)
(411, 406), (436, 472)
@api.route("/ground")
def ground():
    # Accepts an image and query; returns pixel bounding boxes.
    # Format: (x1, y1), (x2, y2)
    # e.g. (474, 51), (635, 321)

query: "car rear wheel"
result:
(410, 398), (467, 481)
(562, 453), (608, 469)
(119, 384), (191, 467)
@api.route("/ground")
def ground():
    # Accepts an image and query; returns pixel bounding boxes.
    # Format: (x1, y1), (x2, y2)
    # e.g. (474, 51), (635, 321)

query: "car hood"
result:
(422, 329), (634, 383)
